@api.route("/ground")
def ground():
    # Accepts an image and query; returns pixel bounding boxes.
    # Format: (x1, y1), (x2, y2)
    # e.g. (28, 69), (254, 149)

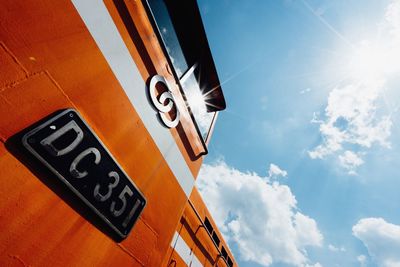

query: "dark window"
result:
(204, 217), (213, 234)
(221, 246), (228, 259)
(212, 231), (220, 247)
(145, 0), (225, 143)
(227, 256), (233, 267)
(145, 0), (189, 77)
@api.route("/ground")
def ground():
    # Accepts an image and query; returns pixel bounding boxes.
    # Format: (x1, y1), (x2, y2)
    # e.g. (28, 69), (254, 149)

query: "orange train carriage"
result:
(0, 0), (236, 266)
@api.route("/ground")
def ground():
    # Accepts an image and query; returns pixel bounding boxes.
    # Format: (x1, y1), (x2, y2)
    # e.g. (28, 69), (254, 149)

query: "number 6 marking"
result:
(94, 171), (119, 202)
(111, 185), (133, 217)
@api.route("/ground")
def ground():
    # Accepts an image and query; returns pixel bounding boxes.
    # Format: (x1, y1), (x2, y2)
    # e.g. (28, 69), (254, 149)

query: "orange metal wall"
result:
(0, 0), (207, 266)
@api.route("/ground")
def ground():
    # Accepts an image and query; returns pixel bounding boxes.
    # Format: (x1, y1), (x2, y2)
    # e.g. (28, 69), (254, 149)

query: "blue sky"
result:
(196, 0), (400, 266)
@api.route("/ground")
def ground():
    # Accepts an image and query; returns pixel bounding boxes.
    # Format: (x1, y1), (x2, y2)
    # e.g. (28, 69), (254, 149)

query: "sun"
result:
(186, 85), (207, 114)
(346, 39), (400, 82)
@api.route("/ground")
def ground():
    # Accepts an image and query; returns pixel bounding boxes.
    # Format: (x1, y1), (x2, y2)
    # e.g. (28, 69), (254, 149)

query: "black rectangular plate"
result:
(22, 109), (146, 239)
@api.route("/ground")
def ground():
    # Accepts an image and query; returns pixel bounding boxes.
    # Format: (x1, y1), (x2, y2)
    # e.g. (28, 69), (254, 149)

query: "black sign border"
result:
(21, 109), (146, 239)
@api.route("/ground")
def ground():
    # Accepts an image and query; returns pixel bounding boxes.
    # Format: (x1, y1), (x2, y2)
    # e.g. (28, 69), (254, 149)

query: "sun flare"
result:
(346, 40), (400, 82)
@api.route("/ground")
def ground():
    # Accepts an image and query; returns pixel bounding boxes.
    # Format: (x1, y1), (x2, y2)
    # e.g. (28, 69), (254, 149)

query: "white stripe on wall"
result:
(171, 231), (203, 267)
(71, 0), (195, 197)
(190, 254), (203, 267)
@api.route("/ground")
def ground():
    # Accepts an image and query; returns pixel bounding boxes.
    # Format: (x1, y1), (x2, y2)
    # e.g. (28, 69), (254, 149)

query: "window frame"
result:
(144, 0), (220, 155)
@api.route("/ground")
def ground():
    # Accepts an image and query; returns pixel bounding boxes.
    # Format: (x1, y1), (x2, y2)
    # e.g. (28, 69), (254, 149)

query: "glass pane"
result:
(146, 0), (188, 77)
(181, 72), (215, 141)
(204, 217), (214, 234)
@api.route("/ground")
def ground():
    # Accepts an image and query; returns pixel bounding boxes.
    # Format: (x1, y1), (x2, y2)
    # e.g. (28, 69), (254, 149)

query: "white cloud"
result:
(308, 0), (400, 172)
(300, 88), (312, 94)
(357, 254), (367, 267)
(268, 163), (288, 179)
(385, 0), (400, 42)
(328, 244), (346, 252)
(295, 213), (323, 247)
(309, 81), (392, 163)
(310, 112), (324, 124)
(196, 160), (323, 266)
(304, 263), (323, 267)
(338, 151), (364, 175)
(353, 218), (400, 267)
